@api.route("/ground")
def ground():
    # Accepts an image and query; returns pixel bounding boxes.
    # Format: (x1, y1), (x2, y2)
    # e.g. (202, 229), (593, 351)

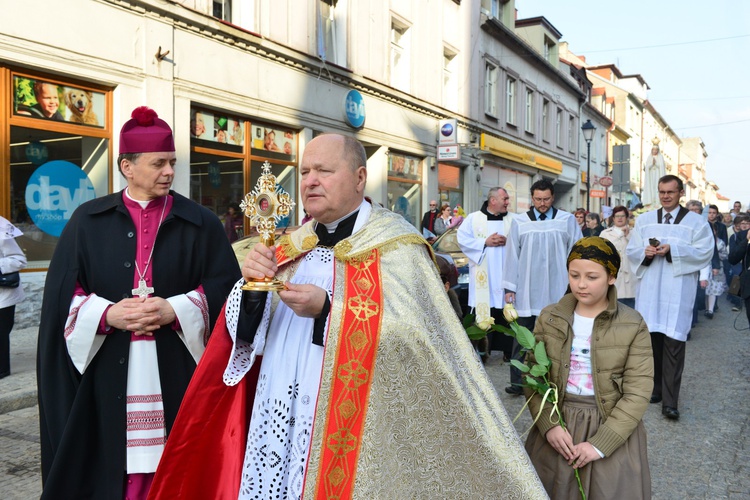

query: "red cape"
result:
(148, 307), (259, 499)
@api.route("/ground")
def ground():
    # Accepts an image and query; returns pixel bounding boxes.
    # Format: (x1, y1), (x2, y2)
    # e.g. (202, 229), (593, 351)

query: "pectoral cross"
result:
(132, 279), (154, 298)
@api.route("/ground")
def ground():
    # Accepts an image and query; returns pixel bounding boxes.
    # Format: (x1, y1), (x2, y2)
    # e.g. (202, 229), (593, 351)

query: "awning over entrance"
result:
(480, 134), (563, 175)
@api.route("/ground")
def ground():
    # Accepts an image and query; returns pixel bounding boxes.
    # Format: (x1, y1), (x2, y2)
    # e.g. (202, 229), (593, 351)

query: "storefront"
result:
(188, 107), (299, 237)
(3, 67), (113, 268)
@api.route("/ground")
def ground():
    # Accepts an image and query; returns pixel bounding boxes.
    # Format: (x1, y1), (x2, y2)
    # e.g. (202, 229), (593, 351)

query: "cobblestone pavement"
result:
(2, 301), (749, 498)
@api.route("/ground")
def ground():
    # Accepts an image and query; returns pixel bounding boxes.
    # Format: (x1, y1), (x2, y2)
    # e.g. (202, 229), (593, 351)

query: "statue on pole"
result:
(641, 137), (666, 208)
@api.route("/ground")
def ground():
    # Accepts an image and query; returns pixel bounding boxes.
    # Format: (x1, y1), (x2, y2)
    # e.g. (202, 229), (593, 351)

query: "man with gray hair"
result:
(151, 134), (547, 499)
(457, 187), (514, 362)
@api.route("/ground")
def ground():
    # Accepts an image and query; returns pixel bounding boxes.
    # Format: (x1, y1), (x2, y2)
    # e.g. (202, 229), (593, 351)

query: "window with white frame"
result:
(485, 62), (498, 116)
(390, 18), (411, 92)
(568, 116), (575, 152)
(556, 108), (563, 147)
(213, 0), (232, 22)
(505, 76), (516, 125)
(318, 0), (347, 66)
(525, 88), (534, 133)
(542, 99), (549, 141)
(443, 47), (458, 110)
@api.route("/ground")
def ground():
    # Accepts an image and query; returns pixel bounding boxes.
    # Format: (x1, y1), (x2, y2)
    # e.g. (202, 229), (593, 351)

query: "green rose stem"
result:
(492, 303), (586, 500)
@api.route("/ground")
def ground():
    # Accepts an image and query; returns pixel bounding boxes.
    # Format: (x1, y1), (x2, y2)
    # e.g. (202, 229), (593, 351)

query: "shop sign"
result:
(599, 176), (613, 187)
(344, 90), (365, 128)
(25, 160), (96, 237)
(438, 145), (460, 160)
(438, 119), (457, 145)
(25, 141), (49, 165)
(590, 189), (606, 198)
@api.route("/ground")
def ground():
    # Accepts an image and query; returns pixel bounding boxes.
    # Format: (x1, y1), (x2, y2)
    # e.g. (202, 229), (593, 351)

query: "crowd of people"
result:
(29, 110), (749, 499)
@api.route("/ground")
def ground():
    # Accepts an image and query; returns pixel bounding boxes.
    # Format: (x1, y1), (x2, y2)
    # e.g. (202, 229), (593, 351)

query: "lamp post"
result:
(581, 119), (596, 213)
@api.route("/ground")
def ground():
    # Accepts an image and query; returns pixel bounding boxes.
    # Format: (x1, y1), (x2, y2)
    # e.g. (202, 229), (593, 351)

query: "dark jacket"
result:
(37, 190), (240, 499)
(728, 229), (750, 298)
(421, 209), (437, 233)
(524, 287), (653, 457)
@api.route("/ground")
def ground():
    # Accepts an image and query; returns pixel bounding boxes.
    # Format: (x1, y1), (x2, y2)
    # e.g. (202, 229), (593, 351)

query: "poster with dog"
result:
(62, 87), (103, 126)
(13, 76), (105, 128)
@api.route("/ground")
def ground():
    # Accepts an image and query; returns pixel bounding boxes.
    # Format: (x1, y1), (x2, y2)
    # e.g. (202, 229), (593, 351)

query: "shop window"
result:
(189, 108), (299, 236)
(6, 71), (112, 268)
(437, 163), (463, 211)
(387, 152), (421, 228)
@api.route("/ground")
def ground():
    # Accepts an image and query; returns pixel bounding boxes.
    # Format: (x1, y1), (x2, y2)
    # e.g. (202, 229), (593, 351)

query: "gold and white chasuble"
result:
(223, 204), (546, 499)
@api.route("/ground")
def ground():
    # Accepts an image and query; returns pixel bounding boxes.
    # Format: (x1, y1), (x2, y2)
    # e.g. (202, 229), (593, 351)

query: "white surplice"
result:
(503, 209), (582, 317)
(457, 211), (511, 309)
(625, 209), (713, 341)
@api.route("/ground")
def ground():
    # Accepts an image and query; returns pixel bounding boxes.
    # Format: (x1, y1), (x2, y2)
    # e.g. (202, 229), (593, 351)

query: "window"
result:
(485, 62), (498, 116)
(190, 109), (300, 233)
(543, 37), (555, 62)
(556, 108), (563, 148)
(317, 0), (347, 66)
(525, 89), (534, 133)
(9, 72), (111, 268)
(390, 18), (411, 92)
(234, 0), (257, 32)
(542, 99), (549, 141)
(505, 76), (516, 125)
(443, 47), (458, 110)
(481, 0), (501, 18)
(568, 116), (575, 152)
(437, 163), (464, 210)
(387, 153), (422, 228)
(213, 0), (232, 22)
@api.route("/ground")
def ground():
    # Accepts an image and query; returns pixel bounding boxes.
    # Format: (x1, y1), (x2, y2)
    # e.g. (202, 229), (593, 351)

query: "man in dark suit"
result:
(728, 220), (750, 325)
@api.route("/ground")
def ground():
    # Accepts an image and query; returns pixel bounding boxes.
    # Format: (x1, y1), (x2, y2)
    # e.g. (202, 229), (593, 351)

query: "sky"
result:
(517, 0), (750, 208)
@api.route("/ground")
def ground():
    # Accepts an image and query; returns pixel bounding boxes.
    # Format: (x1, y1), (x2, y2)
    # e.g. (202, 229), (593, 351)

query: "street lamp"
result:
(581, 119), (596, 212)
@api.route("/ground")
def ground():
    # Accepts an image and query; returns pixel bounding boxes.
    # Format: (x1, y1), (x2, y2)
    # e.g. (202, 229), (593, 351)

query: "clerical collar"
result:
(481, 205), (506, 221)
(125, 188), (166, 210)
(315, 208), (360, 247)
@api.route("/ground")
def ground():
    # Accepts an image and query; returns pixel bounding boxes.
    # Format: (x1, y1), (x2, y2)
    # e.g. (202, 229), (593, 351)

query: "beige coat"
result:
(524, 288), (653, 457)
(600, 226), (636, 299)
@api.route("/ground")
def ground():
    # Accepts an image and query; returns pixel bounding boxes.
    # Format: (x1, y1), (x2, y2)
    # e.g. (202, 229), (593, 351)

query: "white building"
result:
(0, 0), (590, 324)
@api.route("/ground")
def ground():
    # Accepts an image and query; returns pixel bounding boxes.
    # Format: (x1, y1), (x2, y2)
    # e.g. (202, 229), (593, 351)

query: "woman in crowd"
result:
(0, 217), (27, 379)
(433, 203), (452, 236)
(600, 206), (636, 308)
(574, 208), (587, 232)
(704, 222), (726, 319)
(582, 212), (604, 237)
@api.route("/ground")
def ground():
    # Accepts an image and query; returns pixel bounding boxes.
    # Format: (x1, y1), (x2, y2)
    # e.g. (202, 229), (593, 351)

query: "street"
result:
(2, 300), (749, 499)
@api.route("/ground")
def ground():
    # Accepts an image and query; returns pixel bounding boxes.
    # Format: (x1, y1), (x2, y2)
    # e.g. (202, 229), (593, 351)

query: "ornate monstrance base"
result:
(241, 277), (287, 292)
